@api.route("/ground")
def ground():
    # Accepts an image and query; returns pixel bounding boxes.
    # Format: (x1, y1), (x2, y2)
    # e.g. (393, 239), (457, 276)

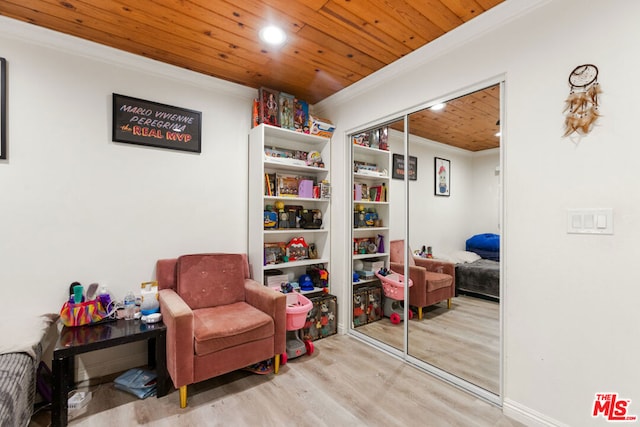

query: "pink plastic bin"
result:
(285, 292), (313, 331)
(375, 271), (413, 301)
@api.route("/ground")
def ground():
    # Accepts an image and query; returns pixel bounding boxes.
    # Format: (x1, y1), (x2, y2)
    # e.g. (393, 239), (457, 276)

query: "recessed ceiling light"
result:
(259, 25), (286, 46)
(430, 103), (446, 111)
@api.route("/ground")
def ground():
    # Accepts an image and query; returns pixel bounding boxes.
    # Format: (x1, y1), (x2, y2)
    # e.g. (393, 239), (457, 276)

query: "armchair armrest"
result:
(159, 288), (194, 387)
(244, 279), (286, 354)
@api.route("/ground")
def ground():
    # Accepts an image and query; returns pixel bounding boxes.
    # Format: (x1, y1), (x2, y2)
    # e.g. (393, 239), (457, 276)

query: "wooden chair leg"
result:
(179, 385), (187, 408)
(418, 307), (423, 320)
(447, 298), (452, 309)
(274, 354), (280, 374)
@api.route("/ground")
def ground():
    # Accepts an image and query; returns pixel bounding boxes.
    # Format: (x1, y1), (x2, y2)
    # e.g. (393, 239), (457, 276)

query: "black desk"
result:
(51, 319), (169, 427)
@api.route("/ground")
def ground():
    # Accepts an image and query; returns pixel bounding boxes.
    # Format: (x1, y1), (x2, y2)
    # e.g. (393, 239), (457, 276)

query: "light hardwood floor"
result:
(356, 294), (500, 393)
(30, 330), (519, 427)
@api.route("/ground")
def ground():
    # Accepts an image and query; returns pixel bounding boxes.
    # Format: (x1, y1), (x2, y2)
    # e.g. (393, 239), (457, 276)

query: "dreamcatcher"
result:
(563, 64), (601, 137)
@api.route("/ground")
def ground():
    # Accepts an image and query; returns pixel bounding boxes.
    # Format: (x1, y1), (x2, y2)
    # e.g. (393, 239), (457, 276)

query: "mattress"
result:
(455, 259), (500, 299)
(0, 313), (56, 427)
(0, 344), (41, 427)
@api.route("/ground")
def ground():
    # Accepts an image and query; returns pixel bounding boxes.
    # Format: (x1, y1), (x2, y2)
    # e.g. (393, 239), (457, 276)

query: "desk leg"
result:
(154, 331), (169, 398)
(147, 338), (156, 368)
(51, 355), (73, 427)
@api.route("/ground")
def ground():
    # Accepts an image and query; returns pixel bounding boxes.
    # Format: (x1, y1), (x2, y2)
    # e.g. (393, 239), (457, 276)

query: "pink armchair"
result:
(389, 240), (455, 320)
(156, 253), (286, 408)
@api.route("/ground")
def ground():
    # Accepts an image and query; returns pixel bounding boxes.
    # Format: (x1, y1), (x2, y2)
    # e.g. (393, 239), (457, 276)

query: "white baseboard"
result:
(503, 398), (570, 427)
(75, 341), (147, 382)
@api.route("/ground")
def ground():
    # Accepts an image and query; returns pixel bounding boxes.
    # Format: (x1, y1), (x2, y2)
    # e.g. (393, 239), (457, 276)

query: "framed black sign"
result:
(392, 153), (417, 180)
(112, 93), (201, 153)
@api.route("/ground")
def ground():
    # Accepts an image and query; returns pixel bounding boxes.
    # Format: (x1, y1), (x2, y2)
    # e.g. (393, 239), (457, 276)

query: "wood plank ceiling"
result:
(0, 0), (503, 151)
(405, 84), (501, 151)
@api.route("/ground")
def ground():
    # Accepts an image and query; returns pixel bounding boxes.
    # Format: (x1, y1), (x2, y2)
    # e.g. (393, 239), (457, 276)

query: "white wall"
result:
(469, 149), (500, 235)
(318, 0), (640, 426)
(387, 130), (500, 256)
(407, 137), (480, 255)
(0, 18), (255, 376)
(3, 1), (640, 425)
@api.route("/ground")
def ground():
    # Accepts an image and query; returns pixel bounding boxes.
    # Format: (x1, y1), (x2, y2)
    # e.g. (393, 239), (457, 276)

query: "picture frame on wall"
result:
(112, 93), (202, 153)
(434, 157), (451, 196)
(392, 153), (417, 180)
(1, 57), (6, 160)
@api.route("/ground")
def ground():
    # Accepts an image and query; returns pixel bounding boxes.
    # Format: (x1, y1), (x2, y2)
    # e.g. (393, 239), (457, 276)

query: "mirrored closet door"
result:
(406, 84), (501, 395)
(349, 82), (503, 398)
(350, 118), (405, 352)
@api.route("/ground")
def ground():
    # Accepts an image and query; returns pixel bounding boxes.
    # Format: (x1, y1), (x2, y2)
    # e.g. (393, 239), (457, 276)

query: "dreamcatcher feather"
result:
(564, 64), (601, 137)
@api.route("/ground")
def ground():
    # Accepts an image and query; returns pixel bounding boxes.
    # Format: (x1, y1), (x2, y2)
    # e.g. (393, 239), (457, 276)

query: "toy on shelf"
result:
(375, 268), (413, 325)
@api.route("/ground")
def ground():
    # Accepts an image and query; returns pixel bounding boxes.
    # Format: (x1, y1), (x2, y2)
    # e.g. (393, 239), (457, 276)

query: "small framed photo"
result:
(434, 157), (450, 196)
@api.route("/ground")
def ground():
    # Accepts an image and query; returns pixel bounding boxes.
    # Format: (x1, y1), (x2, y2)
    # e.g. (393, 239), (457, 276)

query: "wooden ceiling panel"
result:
(315, 1), (413, 62)
(440, 0), (488, 21)
(404, 85), (501, 152)
(405, 0), (464, 32)
(0, 0), (504, 150)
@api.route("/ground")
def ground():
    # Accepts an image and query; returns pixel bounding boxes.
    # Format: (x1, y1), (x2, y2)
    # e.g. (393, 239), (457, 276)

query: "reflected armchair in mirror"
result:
(389, 240), (455, 319)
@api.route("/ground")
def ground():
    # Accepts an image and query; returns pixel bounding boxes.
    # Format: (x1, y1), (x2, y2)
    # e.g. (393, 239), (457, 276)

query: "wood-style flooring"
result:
(356, 294), (500, 393)
(30, 329), (519, 427)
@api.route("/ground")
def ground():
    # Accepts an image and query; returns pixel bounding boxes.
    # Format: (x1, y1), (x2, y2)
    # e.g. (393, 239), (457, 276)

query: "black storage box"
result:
(301, 293), (337, 341)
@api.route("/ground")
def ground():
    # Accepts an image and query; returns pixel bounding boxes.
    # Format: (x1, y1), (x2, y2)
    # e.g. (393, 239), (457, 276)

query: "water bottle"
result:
(123, 291), (136, 320)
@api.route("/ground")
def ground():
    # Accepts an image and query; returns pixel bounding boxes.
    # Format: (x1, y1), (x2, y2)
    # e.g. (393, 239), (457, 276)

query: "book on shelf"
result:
(264, 173), (276, 196)
(369, 186), (380, 202)
(265, 274), (289, 288)
(359, 183), (369, 201)
(371, 183), (387, 202)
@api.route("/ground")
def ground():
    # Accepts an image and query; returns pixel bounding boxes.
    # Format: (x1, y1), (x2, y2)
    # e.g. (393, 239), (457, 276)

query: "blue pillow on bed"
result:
(465, 233), (500, 261)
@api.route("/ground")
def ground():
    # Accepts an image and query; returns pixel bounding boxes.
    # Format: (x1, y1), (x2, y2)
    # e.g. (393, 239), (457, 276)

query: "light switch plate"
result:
(567, 208), (613, 234)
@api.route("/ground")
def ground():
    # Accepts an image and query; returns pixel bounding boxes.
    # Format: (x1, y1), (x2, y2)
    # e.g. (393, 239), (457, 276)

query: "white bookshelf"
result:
(352, 140), (391, 286)
(248, 124), (331, 293)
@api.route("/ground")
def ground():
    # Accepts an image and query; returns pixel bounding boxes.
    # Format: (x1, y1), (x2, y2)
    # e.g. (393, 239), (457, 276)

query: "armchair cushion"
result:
(177, 254), (246, 309)
(193, 302), (274, 356)
(423, 271), (453, 292)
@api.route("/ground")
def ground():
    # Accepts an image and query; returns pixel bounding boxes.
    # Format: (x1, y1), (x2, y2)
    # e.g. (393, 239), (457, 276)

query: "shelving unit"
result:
(352, 139), (391, 287)
(249, 124), (331, 294)
(350, 138), (391, 327)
